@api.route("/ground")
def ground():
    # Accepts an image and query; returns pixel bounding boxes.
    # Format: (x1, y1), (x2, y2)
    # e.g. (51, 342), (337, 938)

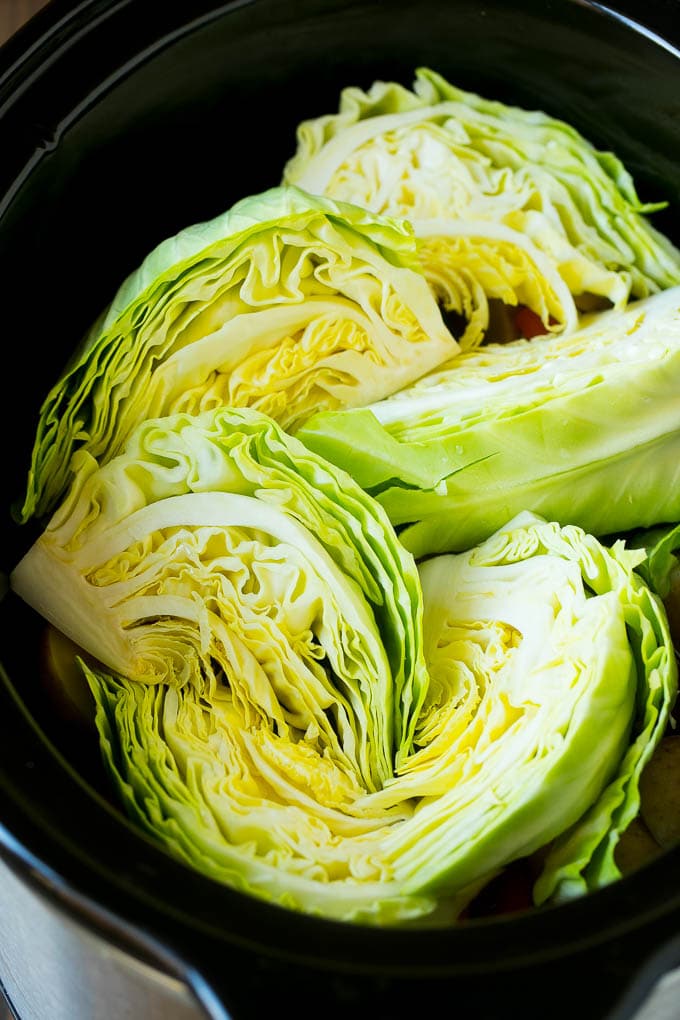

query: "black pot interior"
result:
(0, 1), (679, 1018)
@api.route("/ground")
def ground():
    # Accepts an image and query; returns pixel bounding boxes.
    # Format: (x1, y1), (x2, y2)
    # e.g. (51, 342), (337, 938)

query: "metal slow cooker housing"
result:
(0, 1), (679, 1018)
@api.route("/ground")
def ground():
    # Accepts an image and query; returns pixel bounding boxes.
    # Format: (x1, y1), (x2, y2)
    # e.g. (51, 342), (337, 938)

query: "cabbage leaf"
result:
(629, 522), (680, 601)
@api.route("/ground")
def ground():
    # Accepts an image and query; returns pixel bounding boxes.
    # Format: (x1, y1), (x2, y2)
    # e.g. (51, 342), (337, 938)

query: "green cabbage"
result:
(10, 407), (676, 923)
(284, 67), (680, 348)
(11, 406), (430, 793)
(297, 285), (680, 559)
(17, 185), (457, 525)
(416, 513), (676, 908)
(8, 63), (679, 930)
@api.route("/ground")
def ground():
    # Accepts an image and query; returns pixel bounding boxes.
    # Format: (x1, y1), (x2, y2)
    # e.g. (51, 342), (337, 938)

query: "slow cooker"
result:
(0, 1), (679, 1018)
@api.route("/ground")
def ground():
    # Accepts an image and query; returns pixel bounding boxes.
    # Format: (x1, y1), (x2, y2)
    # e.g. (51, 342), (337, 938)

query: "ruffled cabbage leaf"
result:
(627, 522), (680, 658)
(297, 285), (680, 560)
(10, 410), (676, 922)
(17, 185), (457, 525)
(531, 523), (677, 903)
(284, 67), (680, 349)
(629, 522), (680, 601)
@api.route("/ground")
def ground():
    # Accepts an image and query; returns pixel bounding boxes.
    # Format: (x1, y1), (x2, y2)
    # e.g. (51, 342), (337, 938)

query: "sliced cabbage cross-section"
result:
(284, 67), (680, 348)
(12, 439), (676, 923)
(11, 406), (430, 793)
(297, 286), (680, 559)
(17, 185), (457, 524)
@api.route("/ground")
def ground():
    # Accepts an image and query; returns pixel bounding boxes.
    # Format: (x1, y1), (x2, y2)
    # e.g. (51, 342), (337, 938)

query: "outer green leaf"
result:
(628, 522), (680, 600)
(533, 537), (677, 903)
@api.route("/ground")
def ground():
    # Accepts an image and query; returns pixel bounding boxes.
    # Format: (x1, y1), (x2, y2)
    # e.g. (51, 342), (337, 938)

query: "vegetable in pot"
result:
(296, 285), (680, 559)
(10, 408), (677, 923)
(16, 185), (458, 526)
(9, 62), (680, 930)
(284, 67), (680, 348)
(12, 406), (429, 794)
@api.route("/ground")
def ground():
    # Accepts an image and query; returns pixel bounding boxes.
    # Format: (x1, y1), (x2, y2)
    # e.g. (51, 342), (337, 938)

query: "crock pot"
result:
(1, 1), (679, 1018)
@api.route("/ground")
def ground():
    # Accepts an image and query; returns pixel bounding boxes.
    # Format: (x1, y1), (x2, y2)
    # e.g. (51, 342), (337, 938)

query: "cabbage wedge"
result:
(411, 512), (676, 909)
(17, 185), (458, 525)
(10, 407), (676, 922)
(297, 285), (680, 559)
(284, 67), (680, 348)
(11, 406), (430, 793)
